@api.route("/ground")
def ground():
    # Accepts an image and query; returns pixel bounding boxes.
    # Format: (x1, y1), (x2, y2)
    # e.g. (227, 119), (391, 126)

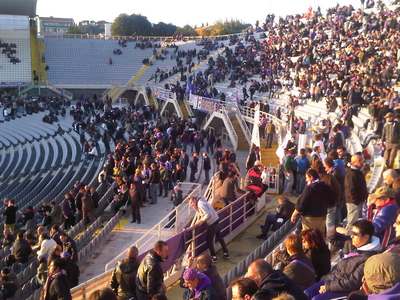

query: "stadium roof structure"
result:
(0, 0), (37, 17)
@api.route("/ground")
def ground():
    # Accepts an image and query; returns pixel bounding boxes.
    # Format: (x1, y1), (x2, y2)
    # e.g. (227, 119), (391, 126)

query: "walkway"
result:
(79, 148), (249, 282)
(166, 194), (294, 299)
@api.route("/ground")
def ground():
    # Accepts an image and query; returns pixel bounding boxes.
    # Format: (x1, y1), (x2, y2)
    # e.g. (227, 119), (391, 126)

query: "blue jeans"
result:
(296, 173), (306, 194)
(305, 281), (348, 300)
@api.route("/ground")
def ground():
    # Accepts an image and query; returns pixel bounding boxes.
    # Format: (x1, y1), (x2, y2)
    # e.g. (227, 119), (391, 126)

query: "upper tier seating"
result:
(0, 37), (31, 84)
(44, 38), (153, 86)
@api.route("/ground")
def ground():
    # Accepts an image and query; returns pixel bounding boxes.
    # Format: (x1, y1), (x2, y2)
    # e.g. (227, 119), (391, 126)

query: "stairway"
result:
(105, 86), (125, 102)
(128, 64), (150, 85)
(30, 29), (48, 83)
(179, 100), (190, 119)
(229, 113), (249, 150)
(259, 138), (280, 166)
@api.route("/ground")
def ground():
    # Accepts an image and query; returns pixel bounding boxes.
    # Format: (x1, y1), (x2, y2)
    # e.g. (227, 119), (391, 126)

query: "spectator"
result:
(245, 259), (307, 300)
(182, 268), (215, 300)
(301, 229), (331, 280)
(344, 154), (368, 230)
(366, 186), (399, 247)
(3, 199), (17, 234)
(0, 268), (18, 299)
(129, 183), (141, 224)
(59, 232), (78, 263)
(41, 258), (72, 300)
(386, 213), (400, 253)
(230, 278), (258, 300)
(89, 288), (117, 300)
(189, 196), (229, 262)
(151, 295), (168, 300)
(196, 253), (226, 300)
(274, 234), (316, 290)
(381, 112), (400, 168)
(203, 152), (211, 184)
(348, 252), (400, 300)
(257, 196), (294, 239)
(136, 241), (169, 300)
(36, 232), (58, 261)
(291, 168), (334, 235)
(61, 252), (80, 288)
(111, 246), (139, 300)
(306, 220), (381, 299)
(295, 148), (310, 195)
(12, 231), (32, 264)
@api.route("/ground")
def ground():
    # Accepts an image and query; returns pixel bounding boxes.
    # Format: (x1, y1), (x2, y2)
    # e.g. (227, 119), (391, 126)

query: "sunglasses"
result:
(350, 231), (362, 237)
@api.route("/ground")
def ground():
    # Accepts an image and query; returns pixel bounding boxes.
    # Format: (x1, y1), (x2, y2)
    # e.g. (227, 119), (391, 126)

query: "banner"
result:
(189, 93), (224, 113)
(154, 88), (175, 101)
(276, 131), (292, 164)
(251, 104), (261, 147)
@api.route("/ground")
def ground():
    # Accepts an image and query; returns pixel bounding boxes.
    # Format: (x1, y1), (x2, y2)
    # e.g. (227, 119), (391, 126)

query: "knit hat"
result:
(182, 268), (199, 281)
(364, 252), (400, 294)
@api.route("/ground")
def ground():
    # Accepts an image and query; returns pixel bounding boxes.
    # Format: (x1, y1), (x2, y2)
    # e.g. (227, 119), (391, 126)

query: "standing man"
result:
(291, 168), (334, 235)
(344, 154), (368, 230)
(203, 152), (211, 184)
(3, 199), (17, 234)
(136, 241), (169, 300)
(189, 153), (199, 182)
(189, 196), (229, 263)
(381, 112), (400, 168)
(111, 246), (140, 300)
(265, 121), (275, 148)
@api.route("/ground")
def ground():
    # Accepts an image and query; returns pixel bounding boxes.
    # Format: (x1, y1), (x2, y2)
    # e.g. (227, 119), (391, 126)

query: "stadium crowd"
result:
(86, 2), (400, 300)
(2, 1), (400, 300)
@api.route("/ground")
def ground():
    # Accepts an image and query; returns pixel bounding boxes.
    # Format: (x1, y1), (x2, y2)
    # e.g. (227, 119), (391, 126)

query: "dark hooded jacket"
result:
(253, 270), (308, 300)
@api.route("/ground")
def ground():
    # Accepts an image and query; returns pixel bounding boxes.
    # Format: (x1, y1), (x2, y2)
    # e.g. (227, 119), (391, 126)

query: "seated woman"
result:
(301, 229), (331, 280)
(274, 234), (316, 290)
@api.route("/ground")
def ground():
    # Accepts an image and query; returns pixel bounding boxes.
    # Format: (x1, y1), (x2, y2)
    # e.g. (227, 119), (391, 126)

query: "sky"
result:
(37, 0), (363, 26)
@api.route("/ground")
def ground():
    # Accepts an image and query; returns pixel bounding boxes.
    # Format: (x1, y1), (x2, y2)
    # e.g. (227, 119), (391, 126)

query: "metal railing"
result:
(221, 107), (239, 150)
(104, 183), (201, 271)
(41, 31), (248, 42)
(223, 220), (297, 299)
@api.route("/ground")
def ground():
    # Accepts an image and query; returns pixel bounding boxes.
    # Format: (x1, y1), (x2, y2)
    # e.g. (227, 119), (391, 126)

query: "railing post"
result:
(229, 205), (233, 234)
(243, 197), (247, 221)
(175, 207), (179, 233)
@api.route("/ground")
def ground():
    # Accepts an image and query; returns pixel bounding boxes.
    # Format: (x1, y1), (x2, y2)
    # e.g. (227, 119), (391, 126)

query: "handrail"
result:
(221, 107), (239, 150)
(104, 183), (201, 271)
(223, 220), (297, 299)
(42, 31), (248, 42)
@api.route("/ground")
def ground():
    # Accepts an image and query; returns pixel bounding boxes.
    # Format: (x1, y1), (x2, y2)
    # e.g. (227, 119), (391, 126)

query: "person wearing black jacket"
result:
(257, 196), (294, 239)
(3, 199), (17, 234)
(291, 169), (334, 235)
(136, 241), (169, 300)
(111, 247), (139, 300)
(344, 154), (368, 230)
(203, 153), (211, 184)
(245, 259), (307, 300)
(189, 153), (199, 182)
(12, 231), (32, 264)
